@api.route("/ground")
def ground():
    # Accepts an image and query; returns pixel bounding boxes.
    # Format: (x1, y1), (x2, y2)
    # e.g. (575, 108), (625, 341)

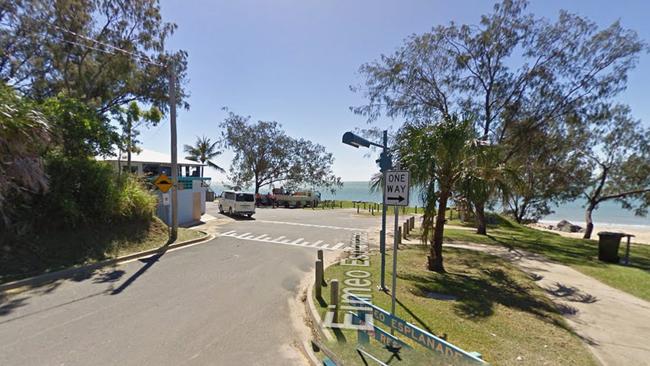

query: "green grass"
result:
(438, 218), (650, 302)
(0, 217), (205, 284)
(315, 247), (597, 366)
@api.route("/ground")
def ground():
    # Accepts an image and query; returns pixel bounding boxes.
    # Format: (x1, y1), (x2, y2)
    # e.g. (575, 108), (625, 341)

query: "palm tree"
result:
(397, 115), (476, 272)
(184, 136), (225, 176)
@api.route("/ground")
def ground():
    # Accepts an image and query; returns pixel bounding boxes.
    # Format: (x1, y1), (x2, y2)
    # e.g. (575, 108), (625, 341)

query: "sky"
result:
(139, 0), (650, 184)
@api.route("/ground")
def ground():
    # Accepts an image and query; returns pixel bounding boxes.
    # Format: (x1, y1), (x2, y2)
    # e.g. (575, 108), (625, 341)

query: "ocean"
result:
(211, 181), (650, 228)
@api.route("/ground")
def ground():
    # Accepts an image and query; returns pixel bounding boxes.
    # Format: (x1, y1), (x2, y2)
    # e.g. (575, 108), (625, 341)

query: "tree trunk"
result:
(475, 201), (487, 235)
(127, 149), (132, 173)
(428, 192), (448, 273)
(583, 202), (596, 239)
(515, 200), (528, 224)
(126, 119), (132, 172)
(117, 149), (122, 178)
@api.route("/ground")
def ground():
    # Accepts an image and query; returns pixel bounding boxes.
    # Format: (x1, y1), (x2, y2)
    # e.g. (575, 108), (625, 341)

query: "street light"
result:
(342, 132), (375, 149)
(341, 131), (390, 291)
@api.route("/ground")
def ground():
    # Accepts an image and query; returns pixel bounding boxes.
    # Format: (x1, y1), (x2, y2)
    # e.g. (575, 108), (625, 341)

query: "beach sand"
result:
(533, 221), (650, 245)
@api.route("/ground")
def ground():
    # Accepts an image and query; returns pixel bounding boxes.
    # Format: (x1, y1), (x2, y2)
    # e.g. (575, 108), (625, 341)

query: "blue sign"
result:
(350, 295), (486, 364)
(351, 311), (411, 349)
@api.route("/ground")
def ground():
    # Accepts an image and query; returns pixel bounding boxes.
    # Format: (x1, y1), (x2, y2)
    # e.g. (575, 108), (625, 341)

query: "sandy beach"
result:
(534, 220), (650, 245)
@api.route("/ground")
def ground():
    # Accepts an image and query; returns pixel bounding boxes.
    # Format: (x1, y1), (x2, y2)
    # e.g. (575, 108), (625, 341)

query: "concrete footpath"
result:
(445, 242), (650, 366)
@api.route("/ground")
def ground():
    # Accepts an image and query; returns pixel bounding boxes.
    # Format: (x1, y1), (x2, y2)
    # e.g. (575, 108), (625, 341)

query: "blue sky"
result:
(139, 0), (650, 184)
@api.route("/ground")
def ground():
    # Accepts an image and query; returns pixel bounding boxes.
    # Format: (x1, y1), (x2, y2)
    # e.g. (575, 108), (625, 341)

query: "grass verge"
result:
(439, 217), (650, 302)
(311, 199), (428, 216)
(0, 217), (205, 284)
(315, 247), (597, 366)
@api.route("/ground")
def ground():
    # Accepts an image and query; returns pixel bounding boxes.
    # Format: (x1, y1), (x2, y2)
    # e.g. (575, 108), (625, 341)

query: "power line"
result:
(48, 23), (180, 239)
(51, 24), (164, 67)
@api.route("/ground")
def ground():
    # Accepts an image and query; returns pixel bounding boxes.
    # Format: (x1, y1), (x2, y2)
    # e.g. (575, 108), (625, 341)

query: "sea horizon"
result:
(211, 180), (650, 228)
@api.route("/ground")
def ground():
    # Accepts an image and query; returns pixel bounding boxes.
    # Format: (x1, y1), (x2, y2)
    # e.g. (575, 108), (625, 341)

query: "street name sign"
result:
(350, 295), (486, 364)
(384, 170), (410, 206)
(154, 173), (173, 193)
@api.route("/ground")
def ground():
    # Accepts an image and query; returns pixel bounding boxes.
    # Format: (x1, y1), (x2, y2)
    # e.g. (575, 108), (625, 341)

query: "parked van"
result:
(219, 190), (256, 217)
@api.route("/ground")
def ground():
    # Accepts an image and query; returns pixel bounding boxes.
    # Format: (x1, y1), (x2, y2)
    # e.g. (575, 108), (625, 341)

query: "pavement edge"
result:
(0, 232), (214, 294)
(300, 248), (352, 365)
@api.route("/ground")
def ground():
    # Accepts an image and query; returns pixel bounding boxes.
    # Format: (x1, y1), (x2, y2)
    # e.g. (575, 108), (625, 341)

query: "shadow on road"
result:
(110, 248), (168, 295)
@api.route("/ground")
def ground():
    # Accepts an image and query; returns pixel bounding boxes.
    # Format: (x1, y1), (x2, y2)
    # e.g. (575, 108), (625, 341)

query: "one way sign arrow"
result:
(386, 195), (405, 202)
(384, 170), (410, 206)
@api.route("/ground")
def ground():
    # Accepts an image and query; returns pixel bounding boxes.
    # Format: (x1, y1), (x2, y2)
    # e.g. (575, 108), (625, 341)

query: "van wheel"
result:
(219, 205), (224, 214)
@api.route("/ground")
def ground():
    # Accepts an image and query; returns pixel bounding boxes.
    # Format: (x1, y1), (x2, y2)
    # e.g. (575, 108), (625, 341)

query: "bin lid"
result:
(597, 231), (626, 237)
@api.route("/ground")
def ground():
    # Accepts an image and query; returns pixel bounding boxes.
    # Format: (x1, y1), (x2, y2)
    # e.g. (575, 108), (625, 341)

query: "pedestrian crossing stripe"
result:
(217, 230), (348, 251)
(255, 220), (369, 232)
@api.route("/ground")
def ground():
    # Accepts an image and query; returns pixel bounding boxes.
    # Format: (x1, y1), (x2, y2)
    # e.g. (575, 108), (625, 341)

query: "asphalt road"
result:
(0, 204), (380, 366)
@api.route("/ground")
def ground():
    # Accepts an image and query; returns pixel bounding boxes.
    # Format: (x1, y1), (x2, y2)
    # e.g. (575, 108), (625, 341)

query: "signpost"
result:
(154, 174), (173, 231)
(384, 169), (410, 333)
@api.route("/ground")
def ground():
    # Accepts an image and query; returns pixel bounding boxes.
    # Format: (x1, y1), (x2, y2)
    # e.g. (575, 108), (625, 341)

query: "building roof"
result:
(98, 148), (204, 166)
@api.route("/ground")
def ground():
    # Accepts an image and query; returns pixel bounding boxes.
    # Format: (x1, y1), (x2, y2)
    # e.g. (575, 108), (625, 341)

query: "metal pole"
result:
(379, 130), (388, 291)
(390, 205), (399, 325)
(169, 66), (178, 240)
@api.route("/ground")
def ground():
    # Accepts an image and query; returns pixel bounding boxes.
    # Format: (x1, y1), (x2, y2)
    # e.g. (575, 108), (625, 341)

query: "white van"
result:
(219, 190), (256, 217)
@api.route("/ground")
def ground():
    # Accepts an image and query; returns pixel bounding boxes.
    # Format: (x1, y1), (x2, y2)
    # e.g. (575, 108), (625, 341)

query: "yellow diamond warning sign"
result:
(154, 173), (173, 193)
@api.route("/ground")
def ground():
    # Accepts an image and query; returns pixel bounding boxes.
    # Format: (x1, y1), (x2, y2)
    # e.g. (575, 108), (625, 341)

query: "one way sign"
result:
(384, 170), (410, 206)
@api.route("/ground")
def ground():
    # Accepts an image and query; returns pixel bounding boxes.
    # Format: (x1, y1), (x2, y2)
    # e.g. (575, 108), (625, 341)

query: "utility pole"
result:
(169, 65), (178, 240)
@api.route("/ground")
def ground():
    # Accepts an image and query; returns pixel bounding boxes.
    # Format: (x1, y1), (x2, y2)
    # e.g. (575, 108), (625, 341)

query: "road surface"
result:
(0, 204), (380, 366)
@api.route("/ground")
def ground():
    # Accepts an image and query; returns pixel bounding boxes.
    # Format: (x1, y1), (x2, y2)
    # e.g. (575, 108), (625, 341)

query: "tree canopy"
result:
(40, 96), (117, 158)
(220, 111), (342, 194)
(574, 104), (650, 238)
(0, 0), (188, 115)
(354, 0), (647, 240)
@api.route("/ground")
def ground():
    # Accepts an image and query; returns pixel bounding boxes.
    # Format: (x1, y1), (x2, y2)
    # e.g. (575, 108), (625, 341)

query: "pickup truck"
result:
(272, 188), (320, 208)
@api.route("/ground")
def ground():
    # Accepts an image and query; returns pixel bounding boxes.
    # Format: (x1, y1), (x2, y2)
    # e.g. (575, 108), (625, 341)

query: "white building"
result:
(98, 148), (212, 225)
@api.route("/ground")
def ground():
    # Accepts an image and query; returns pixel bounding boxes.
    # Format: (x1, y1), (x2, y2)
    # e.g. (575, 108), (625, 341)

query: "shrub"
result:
(36, 154), (118, 229)
(115, 175), (157, 221)
(33, 155), (156, 230)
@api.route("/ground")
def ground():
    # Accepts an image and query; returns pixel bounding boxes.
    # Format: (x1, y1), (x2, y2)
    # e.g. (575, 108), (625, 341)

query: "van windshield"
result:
(236, 193), (255, 202)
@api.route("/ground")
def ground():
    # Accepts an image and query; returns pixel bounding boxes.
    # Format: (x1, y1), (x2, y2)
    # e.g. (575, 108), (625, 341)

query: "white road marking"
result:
(217, 231), (349, 251)
(255, 220), (368, 232)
